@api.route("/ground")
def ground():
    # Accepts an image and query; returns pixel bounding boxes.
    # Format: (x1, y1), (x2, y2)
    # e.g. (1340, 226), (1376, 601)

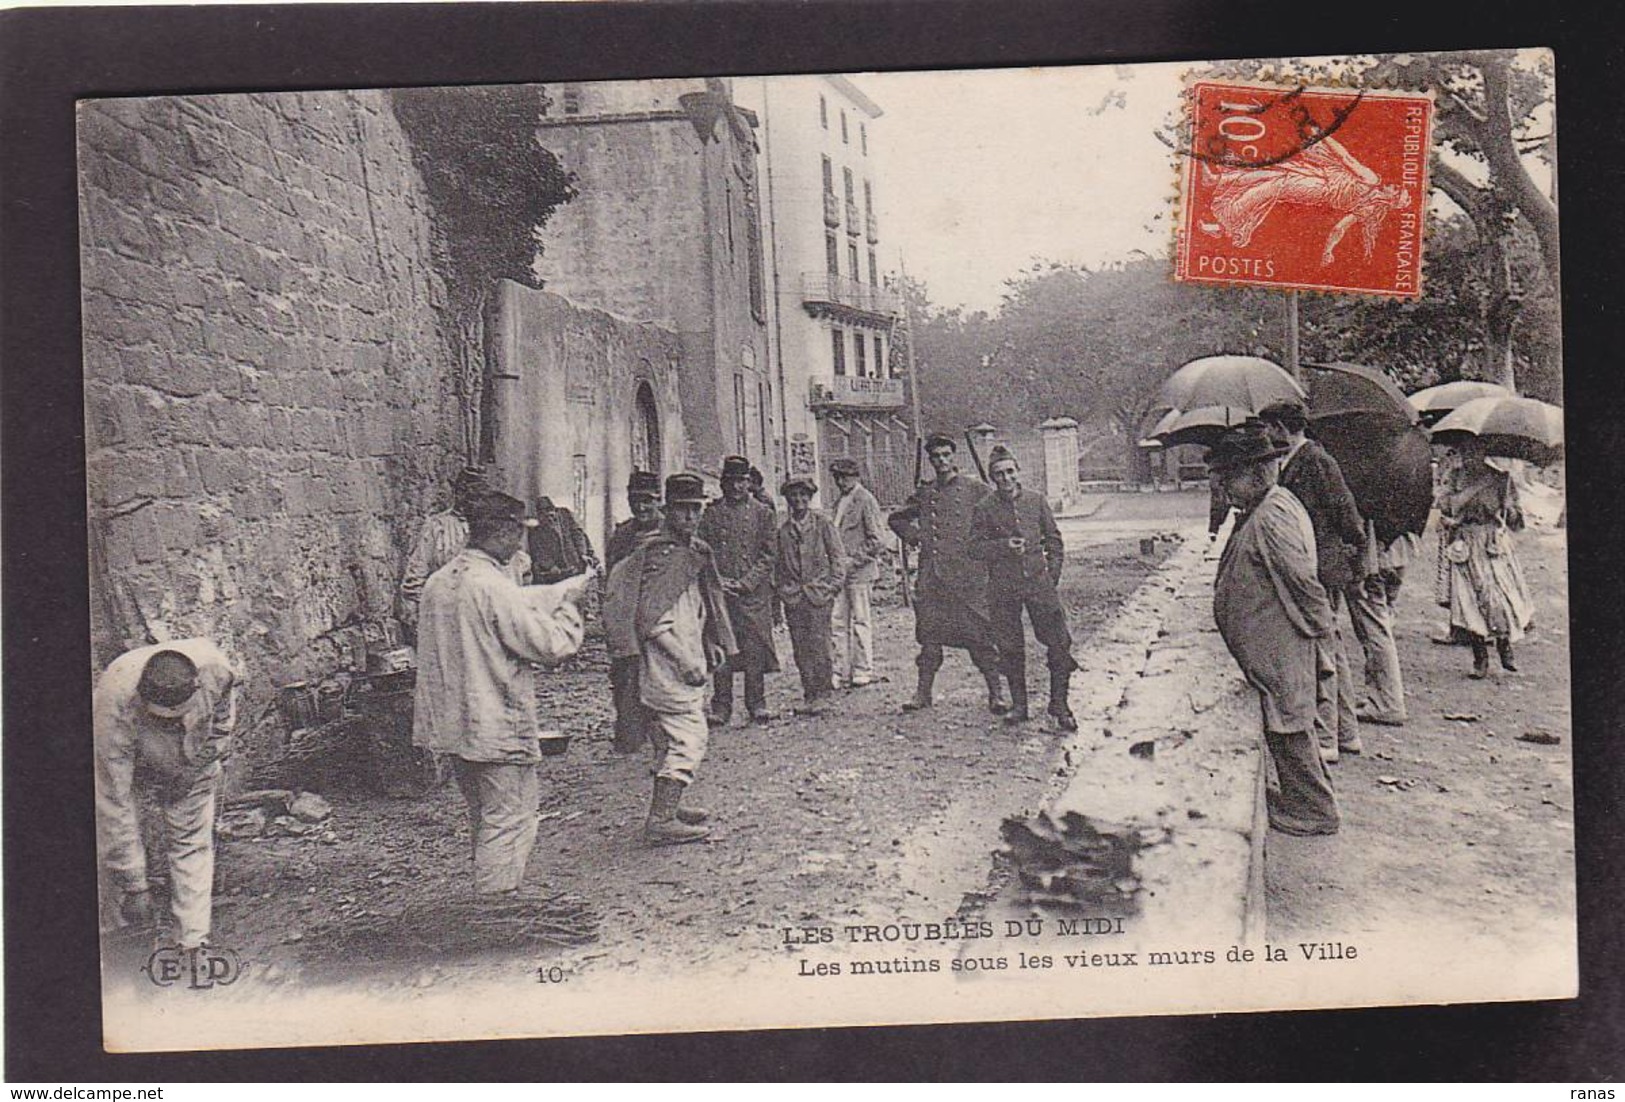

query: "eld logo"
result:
(142, 945), (244, 989)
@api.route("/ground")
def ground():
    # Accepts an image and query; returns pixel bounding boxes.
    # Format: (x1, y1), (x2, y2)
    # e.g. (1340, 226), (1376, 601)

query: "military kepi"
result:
(665, 472), (708, 504)
(721, 455), (752, 481)
(924, 433), (957, 452)
(627, 470), (661, 498)
(780, 476), (818, 498)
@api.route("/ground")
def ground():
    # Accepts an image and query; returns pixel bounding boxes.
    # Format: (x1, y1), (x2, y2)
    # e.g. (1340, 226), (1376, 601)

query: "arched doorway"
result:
(632, 380), (661, 476)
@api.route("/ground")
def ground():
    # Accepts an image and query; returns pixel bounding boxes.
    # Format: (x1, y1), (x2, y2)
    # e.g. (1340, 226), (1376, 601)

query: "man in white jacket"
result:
(95, 638), (240, 948)
(414, 492), (587, 896)
(829, 457), (887, 689)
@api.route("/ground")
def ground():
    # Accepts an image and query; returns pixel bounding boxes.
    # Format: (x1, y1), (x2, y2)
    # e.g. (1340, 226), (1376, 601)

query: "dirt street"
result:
(1266, 512), (1573, 958)
(146, 496), (1204, 994)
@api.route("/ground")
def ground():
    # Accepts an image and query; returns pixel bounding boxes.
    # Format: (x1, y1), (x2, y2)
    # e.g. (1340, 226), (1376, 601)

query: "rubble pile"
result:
(999, 810), (1147, 915)
(218, 789), (337, 844)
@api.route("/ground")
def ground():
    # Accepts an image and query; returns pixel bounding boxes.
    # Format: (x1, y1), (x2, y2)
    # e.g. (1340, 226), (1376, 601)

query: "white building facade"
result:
(740, 75), (915, 505)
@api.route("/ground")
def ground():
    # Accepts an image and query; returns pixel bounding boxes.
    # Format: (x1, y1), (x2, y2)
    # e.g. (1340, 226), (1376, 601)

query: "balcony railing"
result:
(799, 273), (900, 318)
(810, 375), (907, 410)
(844, 200), (861, 235)
(822, 191), (841, 228)
(865, 211), (879, 244)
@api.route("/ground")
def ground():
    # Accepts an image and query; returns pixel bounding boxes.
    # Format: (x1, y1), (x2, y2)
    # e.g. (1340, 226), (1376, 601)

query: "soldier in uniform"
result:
(605, 470), (664, 754)
(888, 433), (1008, 715)
(971, 446), (1079, 729)
(605, 473), (738, 844)
(697, 455), (781, 725)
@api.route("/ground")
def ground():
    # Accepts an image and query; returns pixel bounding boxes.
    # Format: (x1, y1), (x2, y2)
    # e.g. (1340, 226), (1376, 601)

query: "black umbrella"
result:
(1303, 362), (1417, 423)
(1310, 414), (1434, 545)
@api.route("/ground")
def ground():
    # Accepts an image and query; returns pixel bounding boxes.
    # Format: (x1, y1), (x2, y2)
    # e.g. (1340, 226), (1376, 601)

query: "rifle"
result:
(963, 429), (991, 485)
(897, 435), (925, 608)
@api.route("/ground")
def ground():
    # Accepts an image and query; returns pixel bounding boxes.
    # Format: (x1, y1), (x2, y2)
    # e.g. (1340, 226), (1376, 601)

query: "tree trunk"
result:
(1484, 244), (1518, 392)
(1477, 53), (1561, 296)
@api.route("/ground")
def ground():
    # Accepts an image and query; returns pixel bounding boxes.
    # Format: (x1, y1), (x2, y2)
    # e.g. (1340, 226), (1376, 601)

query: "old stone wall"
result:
(533, 84), (773, 482)
(80, 90), (463, 767)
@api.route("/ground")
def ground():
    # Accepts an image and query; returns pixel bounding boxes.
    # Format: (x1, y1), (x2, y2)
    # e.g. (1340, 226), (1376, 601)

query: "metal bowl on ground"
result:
(537, 731), (572, 757)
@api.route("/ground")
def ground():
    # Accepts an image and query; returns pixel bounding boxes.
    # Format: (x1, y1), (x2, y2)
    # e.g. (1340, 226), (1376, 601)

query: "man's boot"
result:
(902, 665), (937, 712)
(744, 670), (769, 720)
(1048, 667), (1078, 732)
(644, 777), (710, 845)
(1004, 673), (1030, 724)
(675, 791), (709, 826)
(1470, 640), (1491, 680)
(1496, 637), (1517, 671)
(706, 674), (732, 727)
(983, 670), (1011, 715)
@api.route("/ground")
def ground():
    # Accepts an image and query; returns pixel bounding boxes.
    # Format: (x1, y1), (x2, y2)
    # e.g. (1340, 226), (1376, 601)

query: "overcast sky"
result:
(859, 62), (1189, 314)
(852, 51), (1553, 315)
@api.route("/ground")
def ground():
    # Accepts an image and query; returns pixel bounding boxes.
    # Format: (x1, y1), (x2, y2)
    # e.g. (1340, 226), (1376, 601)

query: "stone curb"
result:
(998, 525), (1268, 944)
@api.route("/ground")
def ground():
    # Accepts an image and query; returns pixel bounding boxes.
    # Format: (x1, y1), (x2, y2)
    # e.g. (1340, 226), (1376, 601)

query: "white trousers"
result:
(832, 580), (875, 682)
(650, 705), (709, 785)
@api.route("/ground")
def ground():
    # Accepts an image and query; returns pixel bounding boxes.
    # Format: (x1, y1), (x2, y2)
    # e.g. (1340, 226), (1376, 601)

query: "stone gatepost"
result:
(1039, 417), (1080, 512)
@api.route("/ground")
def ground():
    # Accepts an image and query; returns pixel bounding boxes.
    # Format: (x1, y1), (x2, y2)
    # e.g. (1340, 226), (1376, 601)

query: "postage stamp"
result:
(1175, 81), (1435, 297)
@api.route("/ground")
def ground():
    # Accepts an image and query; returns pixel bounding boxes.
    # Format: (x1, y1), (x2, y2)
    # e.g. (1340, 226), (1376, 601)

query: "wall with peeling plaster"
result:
(486, 282), (688, 559)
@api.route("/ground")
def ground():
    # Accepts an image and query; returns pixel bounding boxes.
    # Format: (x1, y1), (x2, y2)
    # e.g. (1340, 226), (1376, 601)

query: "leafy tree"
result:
(389, 85), (577, 462)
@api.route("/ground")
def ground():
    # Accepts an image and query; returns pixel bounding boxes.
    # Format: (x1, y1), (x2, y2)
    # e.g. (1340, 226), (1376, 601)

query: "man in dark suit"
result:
(1258, 401), (1369, 763)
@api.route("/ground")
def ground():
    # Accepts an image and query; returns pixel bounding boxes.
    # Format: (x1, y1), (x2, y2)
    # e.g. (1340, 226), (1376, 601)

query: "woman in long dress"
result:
(1438, 444), (1535, 678)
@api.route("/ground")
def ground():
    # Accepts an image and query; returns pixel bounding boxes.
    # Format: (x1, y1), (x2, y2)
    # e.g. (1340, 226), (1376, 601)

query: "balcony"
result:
(810, 375), (907, 411)
(844, 200), (861, 235)
(799, 272), (901, 321)
(822, 191), (841, 228)
(865, 211), (879, 244)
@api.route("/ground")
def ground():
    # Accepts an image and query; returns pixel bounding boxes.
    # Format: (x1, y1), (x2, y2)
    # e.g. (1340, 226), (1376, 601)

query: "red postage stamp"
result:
(1175, 81), (1434, 298)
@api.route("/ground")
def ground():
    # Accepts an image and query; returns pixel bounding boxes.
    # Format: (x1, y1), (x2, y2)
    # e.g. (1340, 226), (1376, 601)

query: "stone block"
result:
(168, 271), (211, 310)
(231, 484), (275, 521)
(279, 476), (311, 518)
(109, 207), (157, 261)
(351, 344), (386, 376)
(161, 399), (216, 447)
(362, 417), (394, 457)
(157, 502), (201, 551)
(305, 474), (334, 514)
(126, 507), (165, 563)
(212, 400), (268, 449)
(160, 449), (202, 498)
(159, 355), (216, 399)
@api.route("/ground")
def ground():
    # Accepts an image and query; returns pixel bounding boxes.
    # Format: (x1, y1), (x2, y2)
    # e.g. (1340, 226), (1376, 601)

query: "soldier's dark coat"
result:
(697, 496), (781, 674)
(888, 472), (996, 649)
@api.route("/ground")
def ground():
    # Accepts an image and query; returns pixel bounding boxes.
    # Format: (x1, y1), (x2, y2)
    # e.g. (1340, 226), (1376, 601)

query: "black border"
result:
(4, 0), (1622, 1082)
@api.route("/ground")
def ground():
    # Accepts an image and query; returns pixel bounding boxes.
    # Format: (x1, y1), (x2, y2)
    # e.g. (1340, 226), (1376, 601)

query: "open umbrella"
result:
(1311, 414), (1435, 545)
(1407, 380), (1512, 425)
(1303, 362), (1416, 423)
(1148, 405), (1255, 448)
(1158, 355), (1304, 413)
(1430, 395), (1563, 462)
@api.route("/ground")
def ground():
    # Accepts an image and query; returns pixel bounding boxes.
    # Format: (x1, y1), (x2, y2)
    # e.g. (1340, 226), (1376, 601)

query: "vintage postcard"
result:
(80, 49), (1570, 1052)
